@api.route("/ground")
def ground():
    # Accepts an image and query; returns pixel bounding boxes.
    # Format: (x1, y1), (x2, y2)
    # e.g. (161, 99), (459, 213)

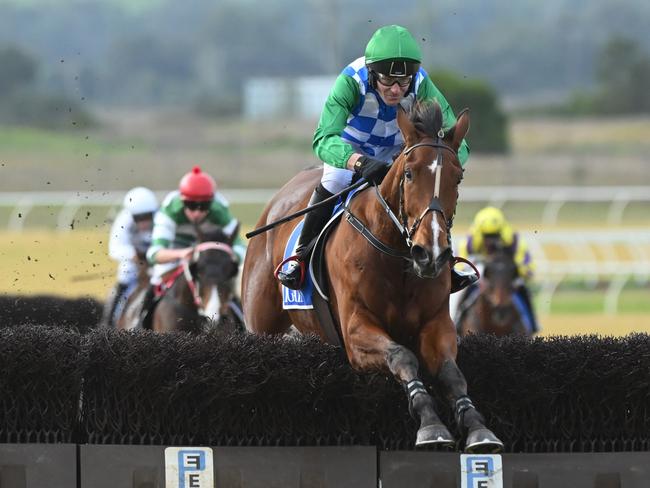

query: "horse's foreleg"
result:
(419, 319), (504, 453)
(345, 320), (455, 448)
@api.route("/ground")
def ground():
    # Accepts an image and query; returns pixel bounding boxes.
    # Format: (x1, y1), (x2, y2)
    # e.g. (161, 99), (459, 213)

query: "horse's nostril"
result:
(411, 245), (431, 266)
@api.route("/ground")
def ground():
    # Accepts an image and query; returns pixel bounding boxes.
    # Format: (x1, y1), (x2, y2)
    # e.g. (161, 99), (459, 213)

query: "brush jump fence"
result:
(1, 295), (650, 487)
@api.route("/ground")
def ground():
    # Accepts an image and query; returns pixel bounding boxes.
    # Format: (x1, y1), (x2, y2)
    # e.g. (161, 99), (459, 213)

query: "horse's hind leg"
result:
(419, 319), (504, 453)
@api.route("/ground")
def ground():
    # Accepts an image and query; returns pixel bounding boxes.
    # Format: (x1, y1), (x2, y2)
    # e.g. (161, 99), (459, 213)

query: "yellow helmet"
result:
(473, 206), (506, 235)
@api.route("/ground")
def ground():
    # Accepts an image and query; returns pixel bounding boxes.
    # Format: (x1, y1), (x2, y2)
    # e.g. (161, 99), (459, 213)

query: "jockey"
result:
(100, 186), (158, 328)
(454, 206), (539, 334)
(138, 166), (246, 328)
(277, 24), (477, 293)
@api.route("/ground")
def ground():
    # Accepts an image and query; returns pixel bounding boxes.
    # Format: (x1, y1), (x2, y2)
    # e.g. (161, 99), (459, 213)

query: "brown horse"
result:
(457, 249), (530, 337)
(126, 228), (243, 334)
(154, 235), (242, 334)
(242, 101), (503, 452)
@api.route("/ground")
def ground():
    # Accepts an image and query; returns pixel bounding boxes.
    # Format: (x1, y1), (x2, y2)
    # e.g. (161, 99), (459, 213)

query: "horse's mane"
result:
(410, 100), (443, 138)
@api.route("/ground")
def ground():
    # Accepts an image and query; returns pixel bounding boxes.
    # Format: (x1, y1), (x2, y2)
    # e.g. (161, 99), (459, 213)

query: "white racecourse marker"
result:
(165, 447), (214, 488)
(460, 454), (503, 488)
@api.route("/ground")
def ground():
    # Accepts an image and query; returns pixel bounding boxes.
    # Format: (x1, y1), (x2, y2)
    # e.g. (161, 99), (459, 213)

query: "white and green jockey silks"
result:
(147, 190), (246, 269)
(312, 57), (470, 170)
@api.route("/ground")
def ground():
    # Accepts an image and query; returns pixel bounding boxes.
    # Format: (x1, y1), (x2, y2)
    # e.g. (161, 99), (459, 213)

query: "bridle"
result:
(182, 241), (237, 308)
(398, 138), (457, 247)
(344, 134), (459, 259)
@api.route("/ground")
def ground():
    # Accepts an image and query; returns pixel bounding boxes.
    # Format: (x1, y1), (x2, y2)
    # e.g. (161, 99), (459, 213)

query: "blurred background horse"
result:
(119, 228), (243, 334)
(456, 247), (531, 337)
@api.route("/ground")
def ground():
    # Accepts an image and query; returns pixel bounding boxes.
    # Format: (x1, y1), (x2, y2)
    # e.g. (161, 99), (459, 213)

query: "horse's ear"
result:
(397, 105), (418, 147)
(446, 108), (470, 152)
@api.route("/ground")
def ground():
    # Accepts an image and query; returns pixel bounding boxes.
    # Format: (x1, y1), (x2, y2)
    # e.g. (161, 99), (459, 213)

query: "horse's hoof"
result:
(464, 428), (504, 453)
(416, 424), (456, 449)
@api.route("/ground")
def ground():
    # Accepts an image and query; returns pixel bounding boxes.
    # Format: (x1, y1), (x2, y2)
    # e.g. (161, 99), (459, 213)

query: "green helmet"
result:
(365, 25), (422, 77)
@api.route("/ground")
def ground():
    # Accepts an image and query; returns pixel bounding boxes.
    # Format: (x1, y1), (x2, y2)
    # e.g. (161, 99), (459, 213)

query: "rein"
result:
(344, 138), (457, 260)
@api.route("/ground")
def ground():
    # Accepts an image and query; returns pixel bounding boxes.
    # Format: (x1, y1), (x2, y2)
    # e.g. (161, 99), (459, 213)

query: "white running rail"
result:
(1, 187), (649, 314)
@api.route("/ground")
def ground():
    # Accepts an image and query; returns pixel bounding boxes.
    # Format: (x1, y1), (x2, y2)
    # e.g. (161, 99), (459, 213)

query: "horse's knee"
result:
(385, 344), (420, 381)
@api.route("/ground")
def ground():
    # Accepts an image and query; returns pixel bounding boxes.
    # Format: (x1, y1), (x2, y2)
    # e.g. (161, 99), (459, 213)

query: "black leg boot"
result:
(451, 268), (479, 294)
(138, 285), (156, 330)
(100, 282), (128, 328)
(277, 183), (335, 290)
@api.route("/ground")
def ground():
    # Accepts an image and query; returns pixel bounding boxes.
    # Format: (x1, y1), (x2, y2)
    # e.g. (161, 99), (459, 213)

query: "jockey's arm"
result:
(146, 202), (182, 266)
(514, 237), (535, 282)
(417, 75), (470, 167)
(151, 247), (193, 264)
(455, 235), (486, 276)
(108, 209), (137, 262)
(313, 74), (362, 170)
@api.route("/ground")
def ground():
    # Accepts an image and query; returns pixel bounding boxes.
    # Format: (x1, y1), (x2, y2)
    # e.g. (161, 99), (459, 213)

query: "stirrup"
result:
(274, 255), (306, 290)
(451, 256), (480, 294)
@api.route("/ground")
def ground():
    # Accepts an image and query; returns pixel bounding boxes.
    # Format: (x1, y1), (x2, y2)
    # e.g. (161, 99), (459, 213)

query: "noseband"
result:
(344, 136), (458, 260)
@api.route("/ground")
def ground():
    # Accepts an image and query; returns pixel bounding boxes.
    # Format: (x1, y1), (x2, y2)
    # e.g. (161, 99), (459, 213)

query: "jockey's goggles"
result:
(132, 212), (154, 223)
(375, 72), (413, 88)
(184, 200), (211, 211)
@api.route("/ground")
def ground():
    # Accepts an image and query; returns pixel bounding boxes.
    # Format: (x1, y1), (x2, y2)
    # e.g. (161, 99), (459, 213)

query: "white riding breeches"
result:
(116, 258), (138, 285)
(320, 164), (354, 194)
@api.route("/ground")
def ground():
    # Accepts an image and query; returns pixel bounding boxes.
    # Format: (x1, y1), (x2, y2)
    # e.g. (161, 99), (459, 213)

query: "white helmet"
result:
(123, 187), (158, 217)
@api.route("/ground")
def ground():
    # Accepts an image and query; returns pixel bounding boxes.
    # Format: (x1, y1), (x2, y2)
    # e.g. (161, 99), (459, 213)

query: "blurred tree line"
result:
(0, 40), (509, 152)
(563, 37), (650, 115)
(0, 0), (648, 106)
(431, 71), (508, 153)
(0, 0), (649, 144)
(0, 46), (94, 129)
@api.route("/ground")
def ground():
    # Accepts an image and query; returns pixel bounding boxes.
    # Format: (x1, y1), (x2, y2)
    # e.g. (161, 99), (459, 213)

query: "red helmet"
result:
(179, 166), (216, 201)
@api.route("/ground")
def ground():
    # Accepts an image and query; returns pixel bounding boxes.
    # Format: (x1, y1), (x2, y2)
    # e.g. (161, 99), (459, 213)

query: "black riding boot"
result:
(450, 268), (479, 294)
(100, 282), (128, 328)
(138, 285), (156, 330)
(277, 183), (335, 290)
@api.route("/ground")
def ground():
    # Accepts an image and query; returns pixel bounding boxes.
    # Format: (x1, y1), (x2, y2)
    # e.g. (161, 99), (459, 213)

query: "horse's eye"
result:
(404, 168), (413, 181)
